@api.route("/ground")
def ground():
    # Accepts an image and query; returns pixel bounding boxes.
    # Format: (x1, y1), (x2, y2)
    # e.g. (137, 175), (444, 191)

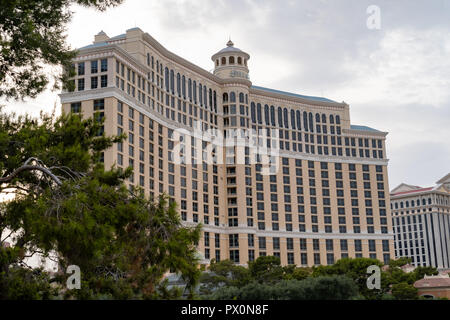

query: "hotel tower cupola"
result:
(211, 39), (250, 81)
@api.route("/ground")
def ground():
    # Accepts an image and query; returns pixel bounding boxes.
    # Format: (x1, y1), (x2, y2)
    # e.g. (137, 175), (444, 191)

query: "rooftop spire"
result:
(226, 39), (234, 47)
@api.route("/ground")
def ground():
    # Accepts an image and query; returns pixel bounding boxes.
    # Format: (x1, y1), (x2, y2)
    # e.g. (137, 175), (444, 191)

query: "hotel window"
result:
(314, 253), (321, 265)
(70, 102), (81, 113)
(255, 103), (262, 124)
(287, 238), (294, 250)
(270, 106), (276, 126)
(248, 250), (255, 262)
(91, 76), (98, 89)
(101, 75), (107, 88)
(326, 254), (334, 265)
(250, 102), (256, 123)
(93, 99), (104, 110)
(291, 110), (296, 129)
(230, 250), (239, 263)
(340, 239), (348, 251)
(78, 62), (85, 75)
(308, 113), (314, 132)
(283, 108), (289, 128)
(77, 78), (85, 91)
(355, 240), (362, 252)
(100, 59), (107, 72)
(273, 237), (280, 250)
(287, 252), (295, 265)
(229, 234), (239, 248)
(277, 107), (283, 127)
(91, 60), (98, 73)
(303, 111), (308, 131)
(369, 240), (376, 252)
(258, 237), (266, 249)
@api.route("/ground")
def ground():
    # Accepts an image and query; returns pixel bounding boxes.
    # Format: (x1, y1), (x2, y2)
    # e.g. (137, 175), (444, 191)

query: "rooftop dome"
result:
(211, 39), (251, 81)
(216, 39), (244, 54)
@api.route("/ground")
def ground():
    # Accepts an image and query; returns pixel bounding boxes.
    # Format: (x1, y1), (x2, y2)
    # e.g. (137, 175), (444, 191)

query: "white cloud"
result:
(335, 28), (450, 107)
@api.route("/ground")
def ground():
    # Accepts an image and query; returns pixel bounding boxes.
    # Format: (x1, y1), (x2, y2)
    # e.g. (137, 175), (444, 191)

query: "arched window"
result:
(264, 105), (270, 125)
(322, 114), (327, 123)
(277, 107), (283, 127)
(270, 106), (276, 126)
(251, 102), (256, 123)
(291, 110), (296, 129)
(216, 60), (219, 66)
(199, 83), (203, 106)
(229, 56), (235, 64)
(330, 115), (334, 124)
(182, 75), (186, 98)
(283, 108), (289, 128)
(170, 69), (174, 94)
(213, 91), (217, 112)
(309, 112), (314, 132)
(239, 93), (244, 103)
(188, 79), (192, 100)
(303, 111), (308, 132)
(193, 81), (197, 103)
(176, 73), (181, 96)
(147, 53), (150, 66)
(315, 113), (320, 123)
(223, 92), (228, 103)
(237, 57), (242, 65)
(203, 85), (207, 107)
(164, 67), (169, 91)
(221, 57), (226, 65)
(257, 103), (262, 124)
(230, 92), (236, 103)
(296, 110), (301, 130)
(209, 89), (213, 110)
(336, 115), (341, 124)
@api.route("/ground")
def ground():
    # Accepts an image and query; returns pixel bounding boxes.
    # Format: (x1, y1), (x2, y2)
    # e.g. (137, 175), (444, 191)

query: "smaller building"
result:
(414, 274), (450, 299)
(390, 173), (450, 269)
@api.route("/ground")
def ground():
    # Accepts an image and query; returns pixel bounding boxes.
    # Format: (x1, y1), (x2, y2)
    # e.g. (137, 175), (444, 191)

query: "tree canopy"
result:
(198, 256), (439, 300)
(0, 110), (201, 299)
(0, 0), (123, 100)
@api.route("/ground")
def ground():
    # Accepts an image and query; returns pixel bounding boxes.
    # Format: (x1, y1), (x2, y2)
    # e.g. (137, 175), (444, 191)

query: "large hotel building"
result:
(391, 174), (450, 270)
(60, 28), (394, 267)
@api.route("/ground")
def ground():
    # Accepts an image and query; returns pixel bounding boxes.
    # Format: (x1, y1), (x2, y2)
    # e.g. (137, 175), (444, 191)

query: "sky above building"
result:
(3, 0), (449, 190)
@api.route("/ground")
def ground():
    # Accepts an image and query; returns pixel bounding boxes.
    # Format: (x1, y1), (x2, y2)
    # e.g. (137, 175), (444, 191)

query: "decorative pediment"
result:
(391, 183), (422, 194)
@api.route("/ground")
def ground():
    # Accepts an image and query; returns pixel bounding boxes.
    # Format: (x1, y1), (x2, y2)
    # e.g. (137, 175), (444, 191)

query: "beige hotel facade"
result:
(60, 28), (394, 267)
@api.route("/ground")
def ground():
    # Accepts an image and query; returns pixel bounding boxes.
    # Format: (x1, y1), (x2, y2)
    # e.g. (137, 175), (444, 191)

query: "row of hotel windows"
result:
(227, 159), (388, 233)
(222, 236), (391, 265)
(214, 55), (248, 67)
(249, 103), (341, 132)
(222, 128), (384, 160)
(392, 195), (450, 209)
(73, 76), (108, 91)
(74, 59), (108, 75)
(164, 67), (218, 113)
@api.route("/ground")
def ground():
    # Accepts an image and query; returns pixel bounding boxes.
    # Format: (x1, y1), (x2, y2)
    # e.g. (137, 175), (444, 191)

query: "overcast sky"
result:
(4, 0), (450, 190)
